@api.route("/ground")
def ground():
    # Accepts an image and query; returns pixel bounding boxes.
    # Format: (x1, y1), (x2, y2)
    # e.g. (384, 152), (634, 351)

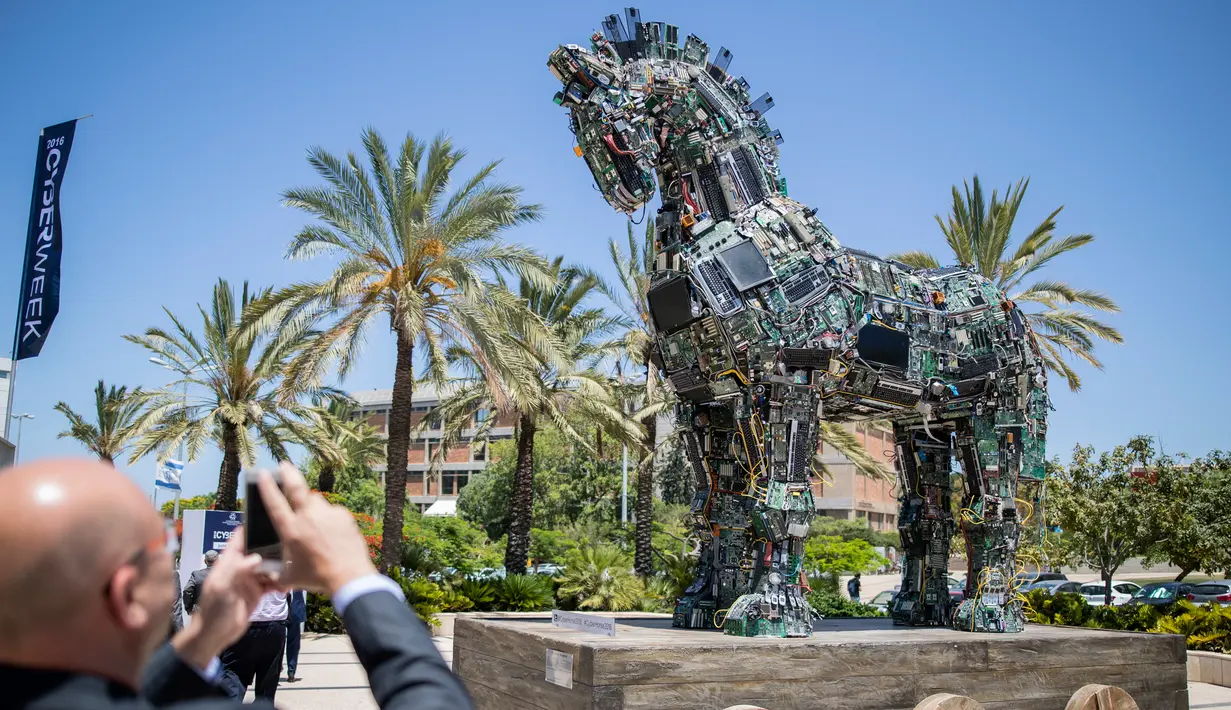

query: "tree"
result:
(431, 258), (635, 575)
(126, 279), (325, 510)
(293, 398), (385, 493)
(598, 222), (676, 578)
(252, 129), (547, 572)
(456, 421), (626, 546)
(1143, 451), (1231, 580)
(890, 176), (1122, 391)
(803, 535), (889, 593)
(656, 439), (692, 506)
(160, 493), (215, 519)
(1048, 437), (1155, 605)
(810, 516), (900, 550)
(54, 380), (143, 465)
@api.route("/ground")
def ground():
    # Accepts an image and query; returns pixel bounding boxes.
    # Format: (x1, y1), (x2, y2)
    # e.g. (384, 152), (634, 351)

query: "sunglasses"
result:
(103, 520), (180, 597)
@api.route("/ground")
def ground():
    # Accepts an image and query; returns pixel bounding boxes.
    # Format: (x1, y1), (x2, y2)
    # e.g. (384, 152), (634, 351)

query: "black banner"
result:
(15, 119), (77, 360)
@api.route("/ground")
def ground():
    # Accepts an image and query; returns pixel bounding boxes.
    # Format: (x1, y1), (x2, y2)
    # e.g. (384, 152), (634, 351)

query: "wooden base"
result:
(454, 615), (1189, 710)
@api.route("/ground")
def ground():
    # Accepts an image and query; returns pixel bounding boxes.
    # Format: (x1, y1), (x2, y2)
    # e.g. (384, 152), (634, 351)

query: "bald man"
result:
(0, 458), (472, 710)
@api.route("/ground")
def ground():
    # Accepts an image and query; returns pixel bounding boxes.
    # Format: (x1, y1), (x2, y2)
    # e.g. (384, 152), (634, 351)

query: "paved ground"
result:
(262, 633), (1231, 709)
(242, 633), (452, 710)
(1191, 682), (1231, 709)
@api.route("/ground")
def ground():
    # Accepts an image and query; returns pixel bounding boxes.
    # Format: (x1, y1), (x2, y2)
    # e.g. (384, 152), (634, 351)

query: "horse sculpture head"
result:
(547, 8), (785, 217)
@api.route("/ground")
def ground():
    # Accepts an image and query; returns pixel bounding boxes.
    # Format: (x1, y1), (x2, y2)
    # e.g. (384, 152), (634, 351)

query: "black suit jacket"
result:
(181, 568), (210, 615)
(0, 589), (472, 710)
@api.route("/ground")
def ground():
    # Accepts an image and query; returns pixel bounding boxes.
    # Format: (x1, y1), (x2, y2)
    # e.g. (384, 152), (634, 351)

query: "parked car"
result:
(469, 567), (507, 581)
(1079, 581), (1142, 606)
(948, 576), (966, 603)
(532, 563), (565, 576)
(1014, 571), (1068, 587)
(1186, 581), (1231, 605)
(868, 589), (898, 614)
(1025, 579), (1082, 596)
(1126, 582), (1195, 607)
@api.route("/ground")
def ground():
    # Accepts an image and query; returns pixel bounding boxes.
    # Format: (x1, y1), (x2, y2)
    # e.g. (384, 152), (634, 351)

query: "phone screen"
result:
(244, 473), (281, 559)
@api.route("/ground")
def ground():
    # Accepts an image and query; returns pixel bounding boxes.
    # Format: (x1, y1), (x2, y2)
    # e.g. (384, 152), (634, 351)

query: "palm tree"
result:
(291, 398), (386, 494)
(125, 279), (327, 510)
(248, 128), (548, 572)
(430, 258), (638, 574)
(600, 222), (674, 577)
(54, 380), (143, 465)
(890, 176), (1122, 391)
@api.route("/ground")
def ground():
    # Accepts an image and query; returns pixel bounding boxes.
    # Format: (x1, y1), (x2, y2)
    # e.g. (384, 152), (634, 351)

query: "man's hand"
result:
(259, 461), (377, 596)
(172, 529), (273, 670)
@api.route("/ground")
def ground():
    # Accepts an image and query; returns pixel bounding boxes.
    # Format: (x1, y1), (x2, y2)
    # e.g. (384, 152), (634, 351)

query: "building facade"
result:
(349, 386), (516, 513)
(811, 421), (900, 532)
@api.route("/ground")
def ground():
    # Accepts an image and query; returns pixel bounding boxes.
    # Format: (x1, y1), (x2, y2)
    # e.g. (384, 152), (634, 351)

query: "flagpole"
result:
(4, 121), (35, 442)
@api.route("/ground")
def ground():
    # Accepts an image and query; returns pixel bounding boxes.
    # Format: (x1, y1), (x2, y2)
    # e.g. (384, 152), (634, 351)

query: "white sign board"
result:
(545, 648), (573, 688)
(551, 609), (616, 637)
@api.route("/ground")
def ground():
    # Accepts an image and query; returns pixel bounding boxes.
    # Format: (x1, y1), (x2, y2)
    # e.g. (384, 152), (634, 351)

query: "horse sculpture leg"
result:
(671, 353), (818, 638)
(950, 377), (1046, 632)
(891, 422), (957, 627)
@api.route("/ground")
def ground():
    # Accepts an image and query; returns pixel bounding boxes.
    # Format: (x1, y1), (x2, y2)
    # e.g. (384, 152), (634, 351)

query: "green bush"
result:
(388, 568), (442, 626)
(452, 578), (497, 612)
(494, 574), (555, 611)
(558, 544), (644, 611)
(306, 593), (345, 633)
(806, 589), (883, 618)
(1023, 589), (1231, 652)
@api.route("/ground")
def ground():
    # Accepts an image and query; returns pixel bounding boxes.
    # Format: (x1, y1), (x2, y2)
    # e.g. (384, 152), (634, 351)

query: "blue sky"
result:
(1, 1), (1228, 497)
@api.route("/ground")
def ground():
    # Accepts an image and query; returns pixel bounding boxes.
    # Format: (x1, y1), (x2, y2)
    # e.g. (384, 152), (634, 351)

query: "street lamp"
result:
(10, 413), (34, 464)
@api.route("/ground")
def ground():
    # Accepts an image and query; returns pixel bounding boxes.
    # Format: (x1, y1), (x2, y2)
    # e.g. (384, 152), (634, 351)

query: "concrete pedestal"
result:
(453, 615), (1189, 710)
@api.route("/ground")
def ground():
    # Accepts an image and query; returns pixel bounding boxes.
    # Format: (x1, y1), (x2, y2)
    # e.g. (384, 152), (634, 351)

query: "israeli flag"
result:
(155, 459), (184, 491)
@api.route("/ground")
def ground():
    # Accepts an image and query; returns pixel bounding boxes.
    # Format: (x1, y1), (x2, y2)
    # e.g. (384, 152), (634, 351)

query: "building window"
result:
(475, 408), (489, 423)
(440, 470), (475, 496)
(0, 371), (7, 379)
(472, 443), (486, 462)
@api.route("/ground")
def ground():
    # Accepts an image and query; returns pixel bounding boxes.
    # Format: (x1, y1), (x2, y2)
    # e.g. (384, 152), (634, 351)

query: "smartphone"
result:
(243, 469), (285, 573)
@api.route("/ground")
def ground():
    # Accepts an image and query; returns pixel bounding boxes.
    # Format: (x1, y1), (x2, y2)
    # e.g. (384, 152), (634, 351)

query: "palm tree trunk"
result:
(634, 413), (656, 577)
(505, 416), (536, 575)
(100, 453), (115, 467)
(380, 329), (414, 573)
(217, 421), (242, 511)
(318, 463), (337, 494)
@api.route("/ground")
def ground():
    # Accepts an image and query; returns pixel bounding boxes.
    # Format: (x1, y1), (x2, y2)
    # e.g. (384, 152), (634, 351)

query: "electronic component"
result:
(647, 276), (696, 333)
(690, 259), (743, 317)
(549, 8), (1048, 640)
(715, 239), (774, 291)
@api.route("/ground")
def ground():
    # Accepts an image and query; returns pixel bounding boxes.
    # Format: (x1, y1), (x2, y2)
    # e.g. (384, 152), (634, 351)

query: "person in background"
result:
(181, 550), (219, 615)
(285, 590), (306, 683)
(220, 590), (287, 700)
(170, 557), (185, 636)
(847, 573), (862, 604)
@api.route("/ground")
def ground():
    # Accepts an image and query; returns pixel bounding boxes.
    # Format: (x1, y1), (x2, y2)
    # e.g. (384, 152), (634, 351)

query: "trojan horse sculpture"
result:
(548, 9), (1049, 637)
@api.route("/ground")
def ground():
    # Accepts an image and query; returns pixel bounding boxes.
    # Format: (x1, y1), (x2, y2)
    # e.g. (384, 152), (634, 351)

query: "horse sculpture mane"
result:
(548, 8), (1049, 637)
